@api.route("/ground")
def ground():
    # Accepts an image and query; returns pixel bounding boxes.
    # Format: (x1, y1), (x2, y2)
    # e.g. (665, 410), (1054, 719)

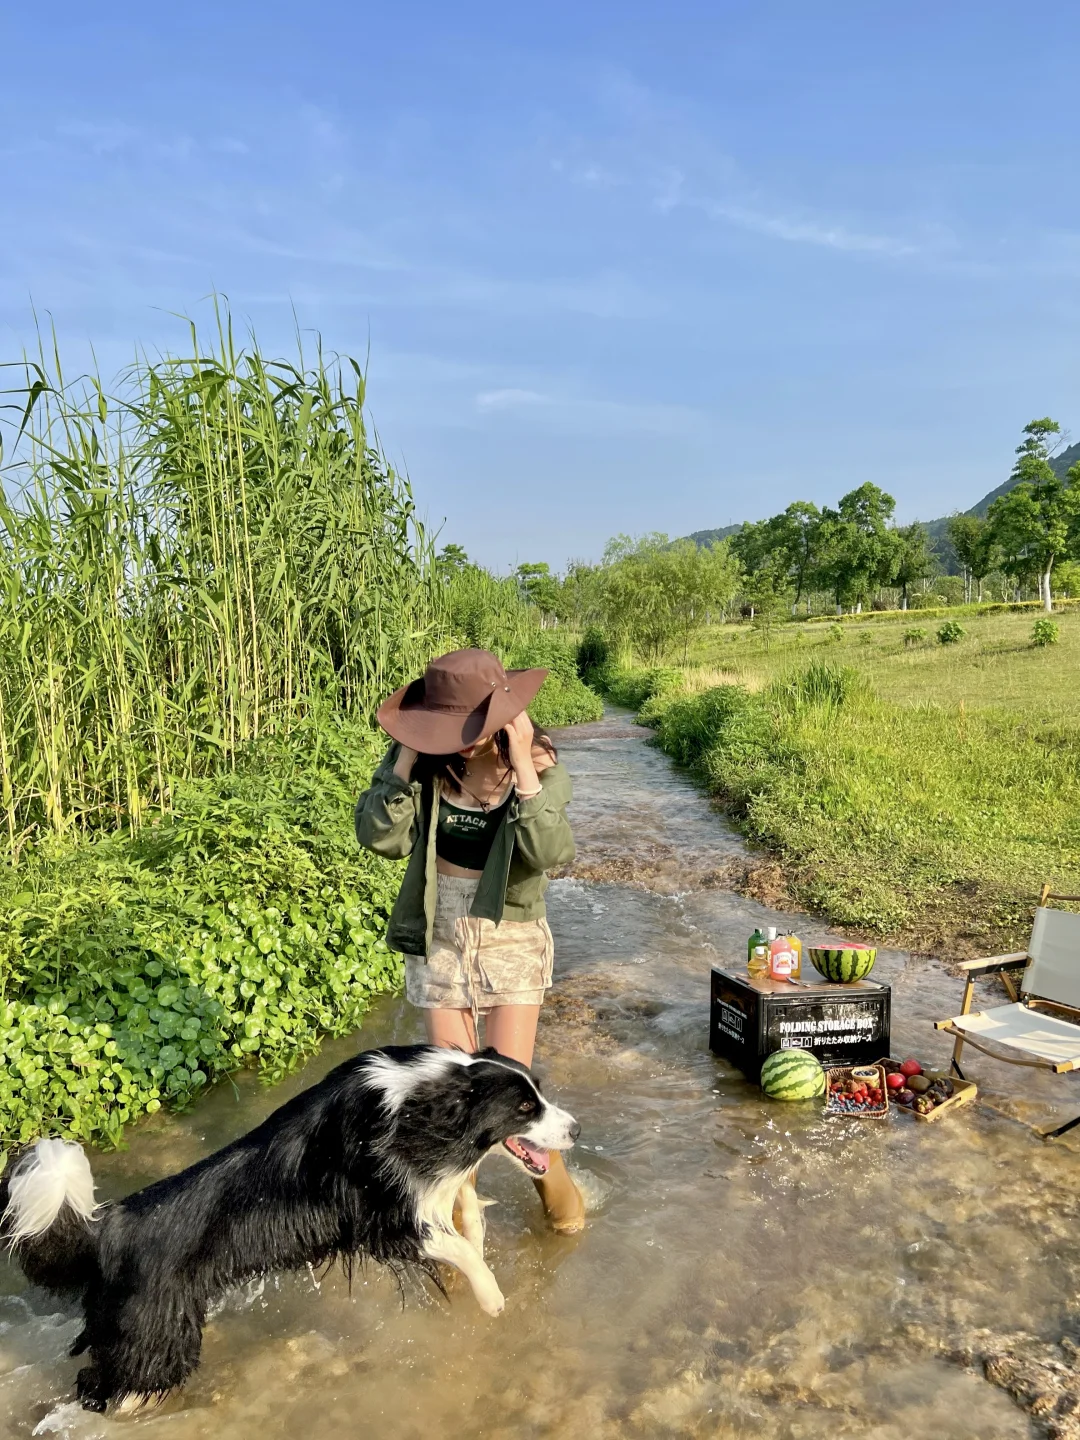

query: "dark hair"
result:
(413, 727), (556, 794)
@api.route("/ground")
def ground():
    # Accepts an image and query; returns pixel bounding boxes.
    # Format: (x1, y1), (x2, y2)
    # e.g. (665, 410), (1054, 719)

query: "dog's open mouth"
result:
(503, 1136), (550, 1175)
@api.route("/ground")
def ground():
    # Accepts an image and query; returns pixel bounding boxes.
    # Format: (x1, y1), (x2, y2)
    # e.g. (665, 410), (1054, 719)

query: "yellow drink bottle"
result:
(748, 943), (769, 980)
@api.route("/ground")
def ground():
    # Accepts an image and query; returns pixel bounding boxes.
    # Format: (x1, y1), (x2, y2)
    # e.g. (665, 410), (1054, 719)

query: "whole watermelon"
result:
(808, 945), (877, 983)
(760, 1048), (825, 1101)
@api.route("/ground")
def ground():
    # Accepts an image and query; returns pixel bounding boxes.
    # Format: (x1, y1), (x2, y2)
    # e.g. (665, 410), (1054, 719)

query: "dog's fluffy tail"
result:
(1, 1139), (101, 1295)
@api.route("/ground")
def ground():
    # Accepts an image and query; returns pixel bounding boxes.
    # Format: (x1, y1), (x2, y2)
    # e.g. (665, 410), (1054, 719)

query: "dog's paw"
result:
(477, 1285), (505, 1318)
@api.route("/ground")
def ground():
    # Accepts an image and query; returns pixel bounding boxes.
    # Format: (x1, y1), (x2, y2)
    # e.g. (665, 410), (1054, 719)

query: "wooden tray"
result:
(824, 1063), (889, 1119)
(890, 1067), (977, 1122)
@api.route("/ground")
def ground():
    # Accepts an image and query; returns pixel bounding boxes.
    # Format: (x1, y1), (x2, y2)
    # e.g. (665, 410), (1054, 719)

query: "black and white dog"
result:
(0, 1044), (579, 1413)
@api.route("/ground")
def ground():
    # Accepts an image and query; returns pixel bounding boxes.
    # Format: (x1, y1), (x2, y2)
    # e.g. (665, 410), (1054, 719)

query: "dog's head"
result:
(361, 1045), (579, 1180)
(465, 1048), (580, 1178)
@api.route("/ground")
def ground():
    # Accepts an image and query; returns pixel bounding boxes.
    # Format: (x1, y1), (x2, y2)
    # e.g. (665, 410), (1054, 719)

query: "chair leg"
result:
(949, 1028), (968, 1079)
(1040, 1112), (1080, 1141)
(949, 978), (976, 1079)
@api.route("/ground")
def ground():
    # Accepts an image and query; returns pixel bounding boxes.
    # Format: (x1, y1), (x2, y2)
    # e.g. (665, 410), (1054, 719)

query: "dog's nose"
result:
(568, 1120), (581, 1142)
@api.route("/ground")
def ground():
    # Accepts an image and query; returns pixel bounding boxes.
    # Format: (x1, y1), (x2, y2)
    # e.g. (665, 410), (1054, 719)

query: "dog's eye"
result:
(518, 1100), (537, 1113)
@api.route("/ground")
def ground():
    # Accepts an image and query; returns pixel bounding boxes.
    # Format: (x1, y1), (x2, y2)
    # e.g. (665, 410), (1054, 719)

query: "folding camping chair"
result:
(935, 887), (1080, 1140)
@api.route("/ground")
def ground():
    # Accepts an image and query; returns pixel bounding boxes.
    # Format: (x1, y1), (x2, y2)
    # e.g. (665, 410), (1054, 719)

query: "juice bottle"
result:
(746, 927), (766, 976)
(768, 929), (796, 981)
(747, 930), (769, 979)
(788, 933), (803, 979)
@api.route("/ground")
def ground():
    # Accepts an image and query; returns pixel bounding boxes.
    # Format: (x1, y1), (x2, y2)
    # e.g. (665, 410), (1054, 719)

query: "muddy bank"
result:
(2, 709), (1078, 1439)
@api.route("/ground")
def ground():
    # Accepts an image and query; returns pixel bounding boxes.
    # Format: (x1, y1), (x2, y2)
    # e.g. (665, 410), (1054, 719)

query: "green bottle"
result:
(747, 927), (767, 977)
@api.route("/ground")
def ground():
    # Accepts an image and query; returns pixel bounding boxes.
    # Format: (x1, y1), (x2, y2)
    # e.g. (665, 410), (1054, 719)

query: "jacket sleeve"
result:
(512, 764), (576, 872)
(354, 744), (423, 860)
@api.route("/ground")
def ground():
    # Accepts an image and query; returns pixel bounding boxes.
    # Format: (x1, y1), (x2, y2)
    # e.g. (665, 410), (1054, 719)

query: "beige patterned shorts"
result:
(404, 873), (555, 1012)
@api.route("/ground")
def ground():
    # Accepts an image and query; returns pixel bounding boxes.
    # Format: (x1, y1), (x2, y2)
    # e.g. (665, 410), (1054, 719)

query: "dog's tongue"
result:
(507, 1137), (550, 1173)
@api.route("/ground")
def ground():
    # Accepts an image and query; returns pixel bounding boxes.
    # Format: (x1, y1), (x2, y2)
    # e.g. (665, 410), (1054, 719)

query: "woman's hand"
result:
(505, 712), (541, 796)
(504, 711), (535, 767)
(393, 745), (419, 782)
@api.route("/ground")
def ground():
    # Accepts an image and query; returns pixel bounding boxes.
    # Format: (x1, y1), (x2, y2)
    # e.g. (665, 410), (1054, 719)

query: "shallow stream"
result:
(4, 712), (1080, 1438)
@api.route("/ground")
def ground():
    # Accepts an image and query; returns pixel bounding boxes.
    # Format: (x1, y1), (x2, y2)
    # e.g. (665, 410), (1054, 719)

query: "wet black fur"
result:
(1, 1044), (549, 1412)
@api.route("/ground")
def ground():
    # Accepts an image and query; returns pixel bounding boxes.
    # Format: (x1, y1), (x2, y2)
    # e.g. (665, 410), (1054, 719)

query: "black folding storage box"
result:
(710, 966), (891, 1081)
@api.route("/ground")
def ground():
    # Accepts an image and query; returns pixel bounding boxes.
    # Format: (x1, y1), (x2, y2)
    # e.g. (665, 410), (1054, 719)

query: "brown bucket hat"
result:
(376, 649), (548, 754)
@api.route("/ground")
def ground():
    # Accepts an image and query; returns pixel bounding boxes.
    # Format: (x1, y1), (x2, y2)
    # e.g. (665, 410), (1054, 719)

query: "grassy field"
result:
(602, 608), (1080, 958)
(684, 608), (1080, 717)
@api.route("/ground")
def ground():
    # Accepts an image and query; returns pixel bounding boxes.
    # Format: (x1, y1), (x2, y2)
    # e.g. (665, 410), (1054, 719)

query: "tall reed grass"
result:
(0, 309), (445, 853)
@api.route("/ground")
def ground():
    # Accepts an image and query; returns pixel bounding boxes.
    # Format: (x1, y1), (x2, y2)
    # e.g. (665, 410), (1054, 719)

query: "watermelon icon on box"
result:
(808, 944), (877, 983)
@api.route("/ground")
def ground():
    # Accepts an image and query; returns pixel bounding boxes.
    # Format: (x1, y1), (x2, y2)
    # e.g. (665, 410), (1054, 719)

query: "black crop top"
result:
(435, 792), (512, 871)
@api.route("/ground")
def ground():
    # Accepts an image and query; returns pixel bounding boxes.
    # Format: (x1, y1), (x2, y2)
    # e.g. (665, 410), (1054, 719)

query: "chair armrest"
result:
(957, 952), (1029, 974)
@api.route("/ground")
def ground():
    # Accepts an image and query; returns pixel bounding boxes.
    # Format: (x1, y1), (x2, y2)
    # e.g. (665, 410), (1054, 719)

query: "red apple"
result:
(886, 1072), (906, 1090)
(899, 1058), (923, 1078)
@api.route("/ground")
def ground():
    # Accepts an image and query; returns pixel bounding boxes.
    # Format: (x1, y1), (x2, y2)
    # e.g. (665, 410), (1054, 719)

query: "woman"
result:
(354, 648), (585, 1233)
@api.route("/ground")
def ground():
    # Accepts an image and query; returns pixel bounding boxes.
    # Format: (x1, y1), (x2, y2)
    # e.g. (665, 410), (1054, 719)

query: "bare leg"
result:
(423, 1006), (477, 1052)
(483, 1004), (541, 1067)
(422, 1002), (540, 1066)
(455, 1172), (487, 1259)
(485, 1006), (584, 1233)
(425, 1004), (581, 1237)
(422, 1229), (505, 1317)
(423, 1010), (489, 1249)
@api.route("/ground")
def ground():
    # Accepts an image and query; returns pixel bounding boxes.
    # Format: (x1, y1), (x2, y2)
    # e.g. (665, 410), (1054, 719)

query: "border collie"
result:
(0, 1044), (579, 1413)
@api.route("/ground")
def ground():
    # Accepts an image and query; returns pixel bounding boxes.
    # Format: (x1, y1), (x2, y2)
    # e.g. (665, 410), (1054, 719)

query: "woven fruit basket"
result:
(824, 1063), (889, 1119)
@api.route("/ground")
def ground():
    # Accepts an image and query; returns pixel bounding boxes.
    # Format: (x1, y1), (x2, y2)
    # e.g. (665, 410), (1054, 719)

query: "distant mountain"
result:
(967, 439), (1080, 517)
(686, 524), (742, 547)
(926, 438), (1080, 570)
(686, 440), (1080, 575)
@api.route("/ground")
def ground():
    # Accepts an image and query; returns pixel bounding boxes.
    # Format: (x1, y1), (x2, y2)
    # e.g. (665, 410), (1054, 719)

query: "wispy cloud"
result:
(549, 70), (948, 262)
(471, 385), (702, 439)
(698, 200), (922, 257)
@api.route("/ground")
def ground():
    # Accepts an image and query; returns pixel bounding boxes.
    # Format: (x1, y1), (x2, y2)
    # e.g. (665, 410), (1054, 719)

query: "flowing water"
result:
(4, 712), (1080, 1439)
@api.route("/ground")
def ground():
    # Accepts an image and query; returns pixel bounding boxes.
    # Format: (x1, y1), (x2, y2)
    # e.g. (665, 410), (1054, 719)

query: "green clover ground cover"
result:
(0, 716), (402, 1147)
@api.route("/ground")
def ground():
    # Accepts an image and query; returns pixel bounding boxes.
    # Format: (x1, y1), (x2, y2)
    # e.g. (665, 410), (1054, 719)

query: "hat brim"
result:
(376, 667), (549, 753)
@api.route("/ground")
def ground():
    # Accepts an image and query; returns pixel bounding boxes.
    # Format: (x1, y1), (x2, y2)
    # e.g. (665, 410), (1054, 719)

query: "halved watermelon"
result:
(808, 945), (877, 983)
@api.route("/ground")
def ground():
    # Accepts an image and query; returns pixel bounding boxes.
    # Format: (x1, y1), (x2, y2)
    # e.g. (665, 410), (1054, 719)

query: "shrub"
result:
(903, 627), (929, 648)
(506, 635), (604, 726)
(772, 660), (864, 710)
(651, 685), (759, 769)
(827, 624), (845, 643)
(576, 626), (611, 683)
(602, 667), (684, 713)
(937, 621), (966, 645)
(1032, 618), (1060, 648)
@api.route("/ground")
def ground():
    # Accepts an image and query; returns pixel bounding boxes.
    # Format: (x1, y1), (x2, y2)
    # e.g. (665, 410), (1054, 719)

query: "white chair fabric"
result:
(949, 1002), (1080, 1066)
(1022, 907), (1080, 1010)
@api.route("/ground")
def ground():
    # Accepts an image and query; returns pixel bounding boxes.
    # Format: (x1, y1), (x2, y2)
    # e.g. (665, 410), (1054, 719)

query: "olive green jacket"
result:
(354, 742), (575, 957)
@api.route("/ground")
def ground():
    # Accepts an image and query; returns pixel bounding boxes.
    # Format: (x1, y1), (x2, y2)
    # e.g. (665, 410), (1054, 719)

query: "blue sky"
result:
(3, 1), (1080, 569)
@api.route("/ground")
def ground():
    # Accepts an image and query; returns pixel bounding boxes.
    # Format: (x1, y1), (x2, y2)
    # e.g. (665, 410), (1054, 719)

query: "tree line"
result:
(722, 419), (1080, 618)
(439, 536), (740, 664)
(431, 417), (1080, 670)
(947, 419), (1080, 613)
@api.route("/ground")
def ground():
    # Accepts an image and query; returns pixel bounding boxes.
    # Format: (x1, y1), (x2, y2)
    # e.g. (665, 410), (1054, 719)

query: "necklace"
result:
(456, 765), (511, 812)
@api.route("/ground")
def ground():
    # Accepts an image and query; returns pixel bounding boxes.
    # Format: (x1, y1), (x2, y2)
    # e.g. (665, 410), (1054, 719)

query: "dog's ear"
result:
(475, 1046), (504, 1061)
